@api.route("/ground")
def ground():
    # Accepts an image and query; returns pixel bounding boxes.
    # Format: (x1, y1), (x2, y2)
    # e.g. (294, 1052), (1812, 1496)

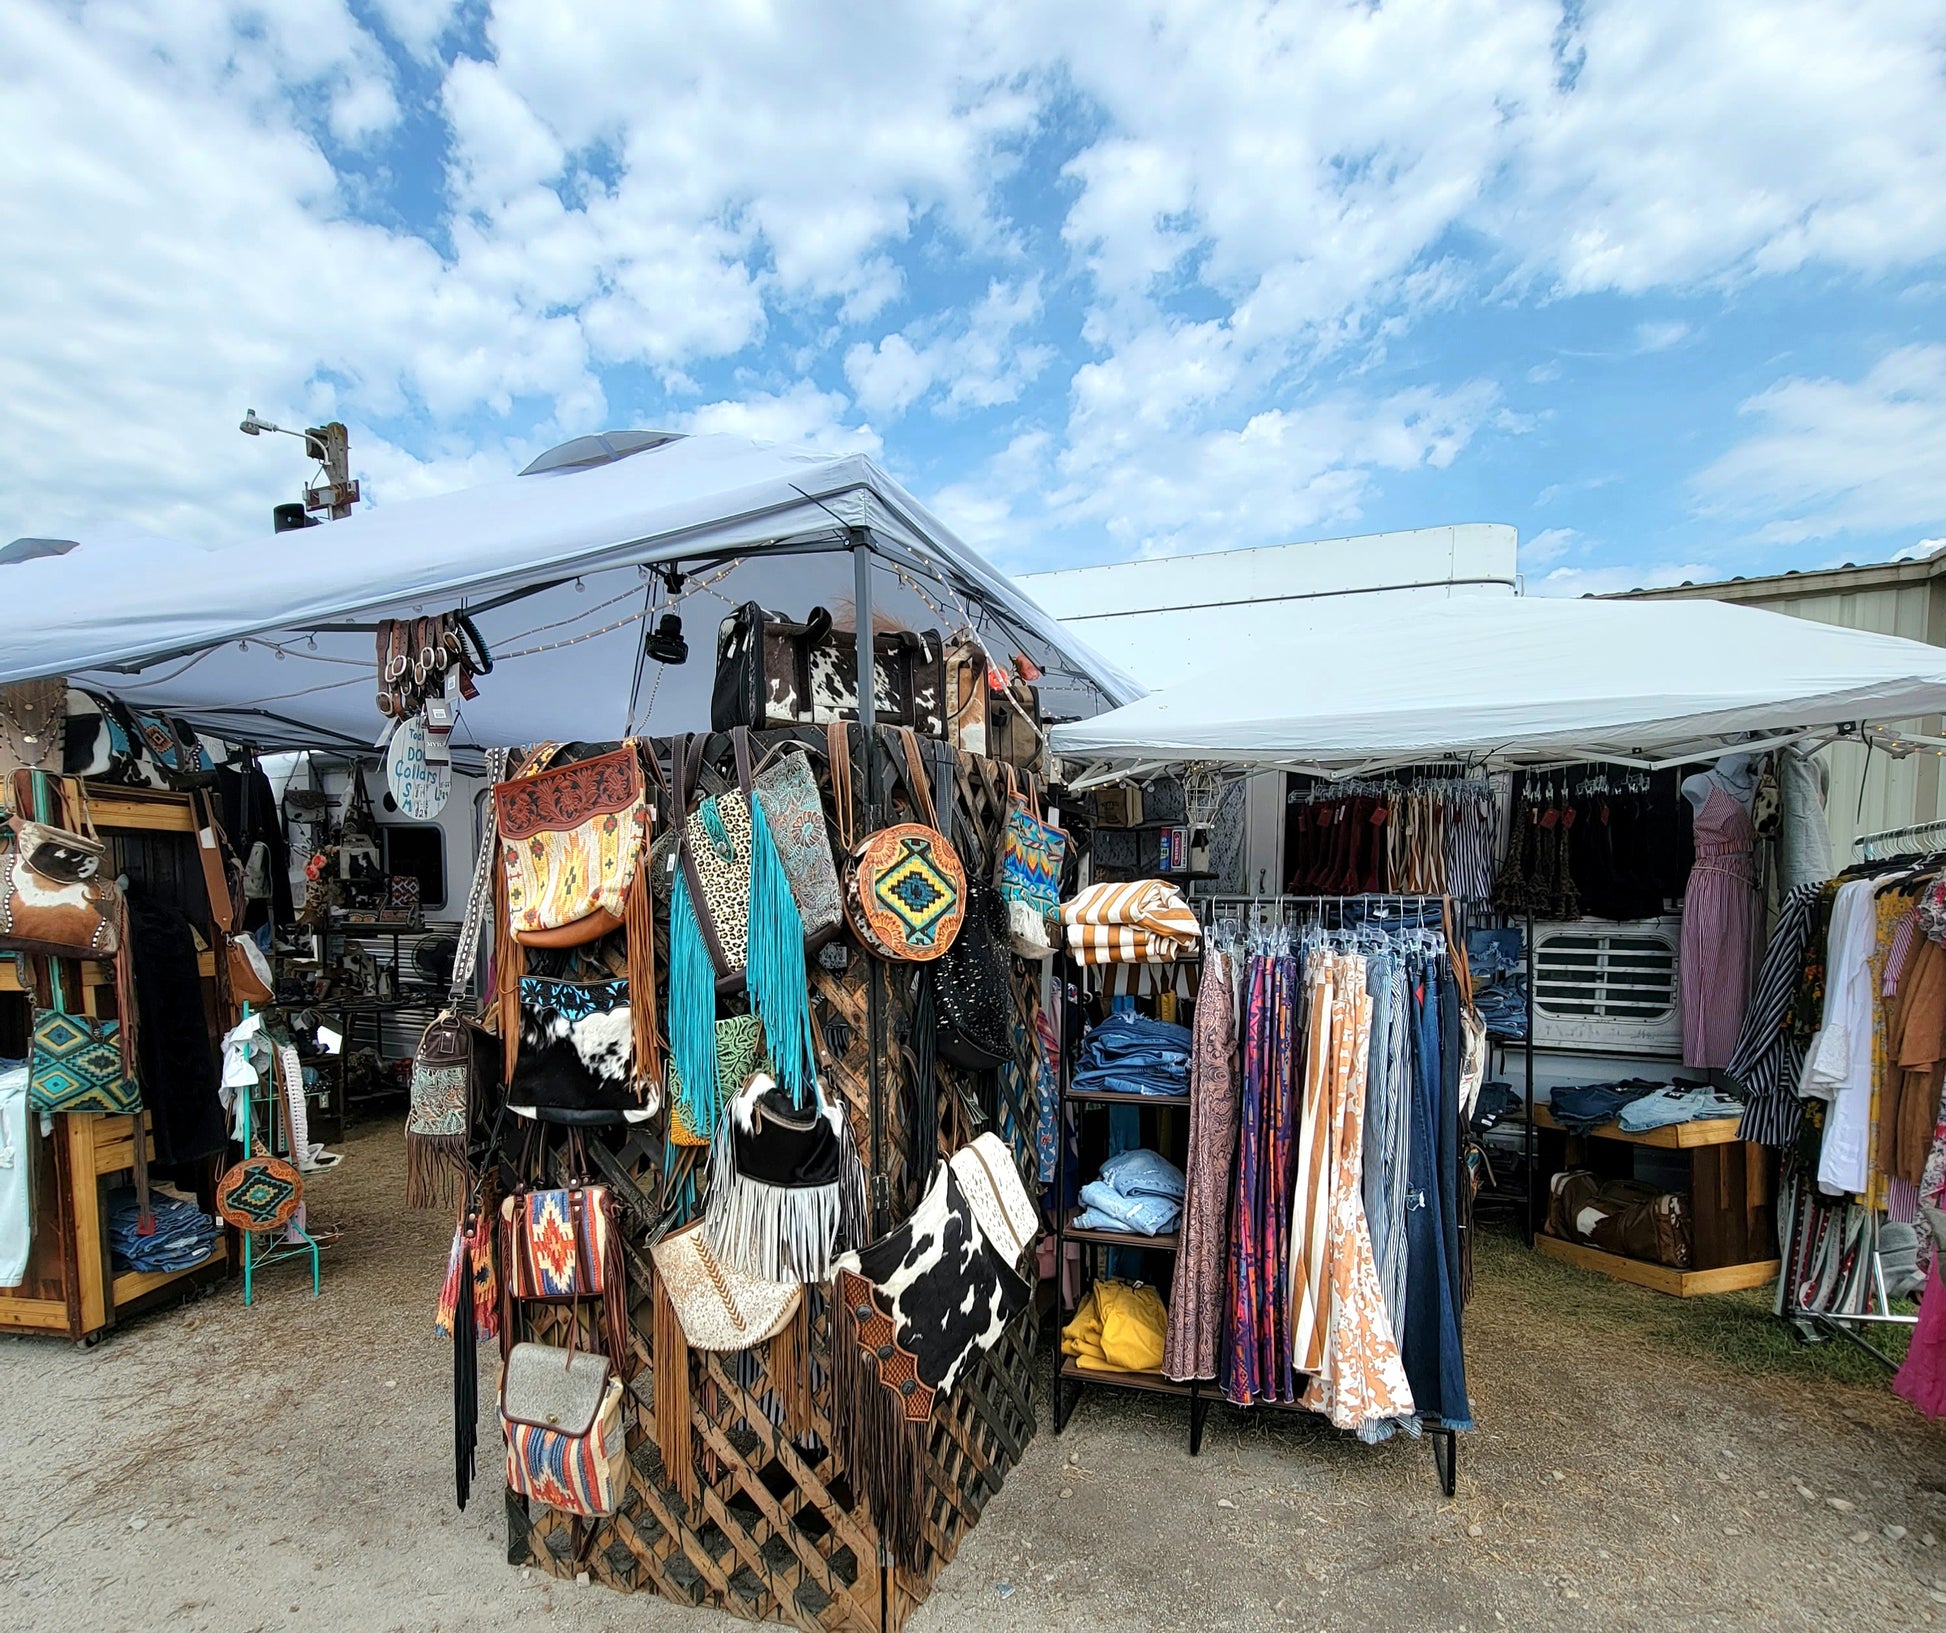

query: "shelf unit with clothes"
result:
(1049, 890), (1471, 1495)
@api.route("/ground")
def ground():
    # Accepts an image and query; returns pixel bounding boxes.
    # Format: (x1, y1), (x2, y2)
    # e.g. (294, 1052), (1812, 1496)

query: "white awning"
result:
(1048, 594), (1946, 777)
(2, 433), (1137, 751)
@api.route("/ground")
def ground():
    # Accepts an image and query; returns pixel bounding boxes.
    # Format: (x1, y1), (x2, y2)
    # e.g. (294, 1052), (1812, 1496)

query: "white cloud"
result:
(844, 278), (1051, 417)
(1693, 345), (1946, 543)
(1522, 527), (1579, 566)
(1633, 320), (1692, 353)
(1534, 561), (1719, 597)
(676, 382), (882, 458)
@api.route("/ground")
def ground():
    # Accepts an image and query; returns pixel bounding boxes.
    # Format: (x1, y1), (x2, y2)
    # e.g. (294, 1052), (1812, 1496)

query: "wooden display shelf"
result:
(1063, 1212), (1179, 1251)
(0, 950), (213, 994)
(1533, 1103), (1745, 1149)
(1535, 1234), (1780, 1298)
(1062, 1087), (1190, 1106)
(1058, 1357), (1193, 1398)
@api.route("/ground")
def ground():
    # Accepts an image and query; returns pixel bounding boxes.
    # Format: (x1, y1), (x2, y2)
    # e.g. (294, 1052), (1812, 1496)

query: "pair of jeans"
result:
(1076, 1182), (1182, 1236)
(1360, 954), (1412, 1340)
(1097, 1147), (1185, 1201)
(1615, 1082), (1742, 1133)
(1078, 1013), (1193, 1065)
(1548, 1078), (1664, 1134)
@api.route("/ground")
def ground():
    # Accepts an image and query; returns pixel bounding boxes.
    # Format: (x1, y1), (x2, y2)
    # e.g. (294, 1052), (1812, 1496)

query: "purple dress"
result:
(1681, 782), (1757, 1069)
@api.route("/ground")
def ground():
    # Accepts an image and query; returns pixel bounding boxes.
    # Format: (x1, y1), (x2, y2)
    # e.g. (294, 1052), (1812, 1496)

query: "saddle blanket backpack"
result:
(494, 743), (650, 946)
(834, 727), (965, 963)
(500, 1343), (629, 1518)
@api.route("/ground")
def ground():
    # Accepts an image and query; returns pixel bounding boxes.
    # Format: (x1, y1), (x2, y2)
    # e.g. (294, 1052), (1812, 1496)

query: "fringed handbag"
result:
(647, 1219), (805, 1505)
(436, 1198), (499, 1511)
(753, 737), (844, 946)
(494, 742), (650, 947)
(499, 1182), (630, 1373)
(665, 731), (819, 1121)
(703, 1072), (867, 1285)
(830, 1158), (1031, 1569)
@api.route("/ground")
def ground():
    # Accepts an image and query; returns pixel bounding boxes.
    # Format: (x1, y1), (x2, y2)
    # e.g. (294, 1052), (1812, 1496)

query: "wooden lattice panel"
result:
(507, 729), (1042, 1631)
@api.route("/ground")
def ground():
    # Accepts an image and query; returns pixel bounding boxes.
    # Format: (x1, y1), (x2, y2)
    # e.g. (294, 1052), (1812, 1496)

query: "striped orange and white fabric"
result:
(1060, 879), (1202, 965)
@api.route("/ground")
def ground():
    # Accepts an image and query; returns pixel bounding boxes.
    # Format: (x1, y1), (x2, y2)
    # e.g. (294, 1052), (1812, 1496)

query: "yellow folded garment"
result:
(1061, 1279), (1167, 1373)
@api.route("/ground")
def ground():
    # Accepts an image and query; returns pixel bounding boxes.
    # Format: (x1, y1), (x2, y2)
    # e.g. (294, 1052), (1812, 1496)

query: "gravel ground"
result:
(3, 1121), (1945, 1632)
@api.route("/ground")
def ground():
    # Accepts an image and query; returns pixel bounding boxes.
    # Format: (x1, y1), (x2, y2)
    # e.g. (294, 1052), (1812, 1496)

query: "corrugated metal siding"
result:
(1707, 580), (1946, 860)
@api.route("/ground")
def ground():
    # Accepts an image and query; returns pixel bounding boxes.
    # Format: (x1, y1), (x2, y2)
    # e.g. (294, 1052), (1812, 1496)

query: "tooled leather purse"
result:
(493, 741), (651, 947)
(834, 726), (966, 963)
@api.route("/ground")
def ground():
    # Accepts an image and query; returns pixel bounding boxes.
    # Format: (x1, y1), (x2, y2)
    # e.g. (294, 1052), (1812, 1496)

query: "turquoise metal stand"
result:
(237, 1037), (320, 1305)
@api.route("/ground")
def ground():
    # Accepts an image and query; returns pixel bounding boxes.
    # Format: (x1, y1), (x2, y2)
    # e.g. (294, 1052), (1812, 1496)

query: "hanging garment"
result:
(1298, 952), (1415, 1435)
(0, 1062), (30, 1289)
(1287, 954), (1336, 1378)
(1222, 950), (1299, 1406)
(1399, 961), (1472, 1430)
(1163, 948), (1240, 1382)
(1680, 781), (1757, 1069)
(123, 886), (227, 1168)
(1775, 747), (1833, 893)
(1361, 952), (1412, 1339)
(1806, 880), (1878, 1195)
(217, 763), (292, 931)
(1895, 1228), (1946, 1420)
(1729, 883), (1821, 1146)
(1884, 935), (1946, 1185)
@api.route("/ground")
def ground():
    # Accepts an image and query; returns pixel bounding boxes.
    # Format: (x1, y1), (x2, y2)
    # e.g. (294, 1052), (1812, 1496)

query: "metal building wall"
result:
(1623, 559), (1946, 860)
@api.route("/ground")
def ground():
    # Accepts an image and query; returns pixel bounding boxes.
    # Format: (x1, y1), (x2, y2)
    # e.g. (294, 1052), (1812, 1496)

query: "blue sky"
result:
(2, 0), (1942, 597)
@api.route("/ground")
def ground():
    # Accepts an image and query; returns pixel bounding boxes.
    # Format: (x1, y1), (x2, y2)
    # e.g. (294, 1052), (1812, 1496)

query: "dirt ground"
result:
(4, 1120), (1946, 1633)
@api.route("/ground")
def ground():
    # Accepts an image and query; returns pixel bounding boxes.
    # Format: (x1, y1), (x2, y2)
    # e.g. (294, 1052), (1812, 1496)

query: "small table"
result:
(1532, 1104), (1780, 1297)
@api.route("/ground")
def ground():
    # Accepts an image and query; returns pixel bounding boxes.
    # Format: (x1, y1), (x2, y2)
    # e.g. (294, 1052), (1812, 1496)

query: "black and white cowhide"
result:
(838, 1158), (1029, 1396)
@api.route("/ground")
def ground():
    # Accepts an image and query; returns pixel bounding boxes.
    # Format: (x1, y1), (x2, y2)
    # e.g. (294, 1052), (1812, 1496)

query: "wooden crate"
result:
(509, 730), (1044, 1630)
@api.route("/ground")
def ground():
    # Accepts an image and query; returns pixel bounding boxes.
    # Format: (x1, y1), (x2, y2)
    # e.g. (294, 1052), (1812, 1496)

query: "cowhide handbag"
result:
(0, 772), (122, 960)
(508, 974), (655, 1124)
(493, 742), (650, 947)
(835, 727), (965, 963)
(710, 601), (947, 736)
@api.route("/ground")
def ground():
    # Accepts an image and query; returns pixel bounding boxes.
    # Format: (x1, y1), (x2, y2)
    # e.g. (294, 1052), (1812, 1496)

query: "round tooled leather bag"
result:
(839, 729), (965, 962)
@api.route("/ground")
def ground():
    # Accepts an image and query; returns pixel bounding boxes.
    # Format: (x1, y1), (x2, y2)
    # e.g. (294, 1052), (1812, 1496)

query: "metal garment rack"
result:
(1772, 828), (1941, 1362)
(1050, 892), (1462, 1497)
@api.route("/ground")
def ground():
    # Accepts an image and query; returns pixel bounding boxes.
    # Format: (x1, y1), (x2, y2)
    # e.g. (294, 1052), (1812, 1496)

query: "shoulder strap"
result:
(827, 723), (855, 852)
(193, 789), (239, 937)
(449, 747), (509, 1008)
(513, 742), (562, 780)
(729, 727), (755, 796)
(896, 727), (937, 831)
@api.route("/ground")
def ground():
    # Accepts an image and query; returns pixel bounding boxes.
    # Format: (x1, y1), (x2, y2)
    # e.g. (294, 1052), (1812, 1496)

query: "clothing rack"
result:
(1052, 892), (1464, 1495)
(1853, 818), (1946, 863)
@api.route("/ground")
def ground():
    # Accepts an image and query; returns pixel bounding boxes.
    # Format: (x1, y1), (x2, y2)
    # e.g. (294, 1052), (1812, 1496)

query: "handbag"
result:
(409, 747), (507, 1206)
(0, 772), (122, 960)
(500, 1342), (630, 1518)
(215, 1143), (304, 1232)
(647, 1217), (806, 1505)
(501, 1181), (629, 1371)
(703, 1072), (867, 1284)
(671, 733), (755, 990)
(193, 792), (274, 1007)
(836, 726), (966, 962)
(753, 737), (843, 946)
(710, 601), (946, 736)
(494, 742), (651, 947)
(508, 974), (656, 1124)
(29, 1007), (140, 1116)
(933, 842), (1013, 1070)
(995, 768), (1066, 960)
(667, 1012), (765, 1147)
(944, 635), (993, 757)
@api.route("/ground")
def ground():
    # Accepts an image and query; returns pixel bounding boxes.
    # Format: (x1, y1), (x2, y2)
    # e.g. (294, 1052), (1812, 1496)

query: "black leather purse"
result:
(932, 832), (1013, 1071)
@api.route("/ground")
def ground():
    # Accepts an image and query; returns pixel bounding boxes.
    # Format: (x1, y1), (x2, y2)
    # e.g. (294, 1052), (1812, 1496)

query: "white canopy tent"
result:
(1048, 594), (1946, 783)
(1, 433), (1138, 755)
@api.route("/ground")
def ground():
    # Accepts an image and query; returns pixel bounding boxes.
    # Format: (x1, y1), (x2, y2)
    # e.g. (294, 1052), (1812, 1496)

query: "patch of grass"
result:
(1474, 1223), (1912, 1390)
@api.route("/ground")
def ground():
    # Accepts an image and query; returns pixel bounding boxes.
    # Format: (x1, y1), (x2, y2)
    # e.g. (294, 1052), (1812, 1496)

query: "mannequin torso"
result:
(1683, 751), (1757, 814)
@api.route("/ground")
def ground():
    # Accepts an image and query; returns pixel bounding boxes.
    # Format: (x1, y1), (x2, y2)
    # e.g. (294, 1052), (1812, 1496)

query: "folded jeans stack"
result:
(1615, 1082), (1743, 1133)
(1467, 928), (1529, 1040)
(1545, 1078), (1668, 1134)
(1076, 1148), (1185, 1236)
(1071, 1013), (1192, 1099)
(108, 1188), (218, 1274)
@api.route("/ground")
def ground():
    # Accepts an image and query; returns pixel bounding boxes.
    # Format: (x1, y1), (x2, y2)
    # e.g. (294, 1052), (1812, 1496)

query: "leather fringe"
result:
(770, 1296), (811, 1441)
(829, 1284), (926, 1571)
(405, 1133), (467, 1211)
(652, 1277), (696, 1506)
(494, 859), (522, 1087)
(625, 856), (660, 1101)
